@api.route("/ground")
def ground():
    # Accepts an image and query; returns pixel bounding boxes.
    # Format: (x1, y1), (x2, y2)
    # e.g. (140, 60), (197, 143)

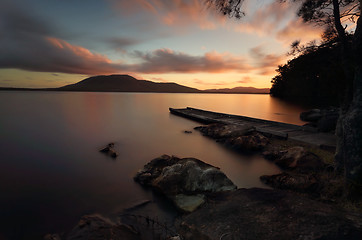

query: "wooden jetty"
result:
(169, 107), (336, 150)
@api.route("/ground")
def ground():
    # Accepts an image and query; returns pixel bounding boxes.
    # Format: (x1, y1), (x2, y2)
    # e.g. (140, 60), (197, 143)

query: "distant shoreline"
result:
(0, 87), (270, 94)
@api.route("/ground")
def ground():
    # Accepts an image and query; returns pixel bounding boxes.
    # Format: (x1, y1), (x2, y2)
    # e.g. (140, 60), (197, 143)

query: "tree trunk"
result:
(335, 2), (362, 195)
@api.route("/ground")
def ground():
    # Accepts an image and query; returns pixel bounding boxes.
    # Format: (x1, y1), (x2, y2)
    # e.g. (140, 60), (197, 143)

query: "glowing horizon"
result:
(0, 0), (324, 89)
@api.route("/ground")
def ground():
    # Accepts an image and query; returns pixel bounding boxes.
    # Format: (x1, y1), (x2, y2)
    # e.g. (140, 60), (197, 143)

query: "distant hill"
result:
(0, 74), (270, 94)
(204, 86), (270, 94)
(58, 74), (201, 93)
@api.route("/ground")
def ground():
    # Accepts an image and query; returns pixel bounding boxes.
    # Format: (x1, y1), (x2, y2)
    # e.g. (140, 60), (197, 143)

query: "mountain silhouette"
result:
(204, 86), (269, 94)
(1, 74), (270, 94)
(58, 74), (201, 93)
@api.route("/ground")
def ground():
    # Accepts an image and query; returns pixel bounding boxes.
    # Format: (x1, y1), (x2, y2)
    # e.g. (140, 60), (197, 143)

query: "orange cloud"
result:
(249, 45), (287, 75)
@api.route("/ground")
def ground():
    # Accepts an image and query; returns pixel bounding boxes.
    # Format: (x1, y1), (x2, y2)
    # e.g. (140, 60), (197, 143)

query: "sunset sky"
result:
(0, 0), (324, 89)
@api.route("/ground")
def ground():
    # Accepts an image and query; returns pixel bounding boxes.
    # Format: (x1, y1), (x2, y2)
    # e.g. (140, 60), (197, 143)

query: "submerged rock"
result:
(134, 155), (236, 212)
(100, 143), (118, 158)
(171, 194), (206, 213)
(177, 188), (362, 240)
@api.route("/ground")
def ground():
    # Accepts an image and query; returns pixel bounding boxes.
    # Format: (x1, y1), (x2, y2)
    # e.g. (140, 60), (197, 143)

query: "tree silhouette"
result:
(270, 38), (348, 106)
(207, 0), (362, 195)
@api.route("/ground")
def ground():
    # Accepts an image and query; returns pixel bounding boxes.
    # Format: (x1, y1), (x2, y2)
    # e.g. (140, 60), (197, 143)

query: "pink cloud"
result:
(276, 18), (323, 45)
(110, 0), (225, 29)
(238, 76), (252, 83)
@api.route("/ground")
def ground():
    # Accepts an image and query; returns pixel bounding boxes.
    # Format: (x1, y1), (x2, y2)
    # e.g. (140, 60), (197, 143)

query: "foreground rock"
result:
(177, 188), (362, 240)
(260, 172), (319, 193)
(134, 155), (236, 212)
(65, 214), (140, 240)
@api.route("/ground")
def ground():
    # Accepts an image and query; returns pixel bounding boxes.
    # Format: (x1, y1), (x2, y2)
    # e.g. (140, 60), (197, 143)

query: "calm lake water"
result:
(0, 92), (306, 239)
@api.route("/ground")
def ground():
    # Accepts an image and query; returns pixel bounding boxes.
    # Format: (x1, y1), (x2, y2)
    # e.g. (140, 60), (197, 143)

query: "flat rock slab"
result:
(177, 188), (362, 240)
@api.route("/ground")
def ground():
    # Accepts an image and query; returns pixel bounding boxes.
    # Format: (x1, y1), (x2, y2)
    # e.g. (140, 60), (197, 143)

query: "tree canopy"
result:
(270, 36), (351, 106)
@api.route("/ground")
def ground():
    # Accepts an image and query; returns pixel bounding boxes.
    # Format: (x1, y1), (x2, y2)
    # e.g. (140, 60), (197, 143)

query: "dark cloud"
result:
(0, 1), (121, 75)
(108, 37), (140, 49)
(0, 1), (53, 37)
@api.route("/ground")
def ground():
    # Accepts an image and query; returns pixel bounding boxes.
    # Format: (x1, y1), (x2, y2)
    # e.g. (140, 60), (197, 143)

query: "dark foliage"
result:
(270, 39), (353, 107)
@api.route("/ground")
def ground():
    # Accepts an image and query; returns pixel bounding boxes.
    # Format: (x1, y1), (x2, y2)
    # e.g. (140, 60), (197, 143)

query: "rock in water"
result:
(99, 143), (118, 158)
(134, 155), (237, 212)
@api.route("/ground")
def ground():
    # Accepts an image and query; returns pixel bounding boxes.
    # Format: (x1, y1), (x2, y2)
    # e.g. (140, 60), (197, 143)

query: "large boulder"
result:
(134, 155), (236, 212)
(177, 188), (362, 240)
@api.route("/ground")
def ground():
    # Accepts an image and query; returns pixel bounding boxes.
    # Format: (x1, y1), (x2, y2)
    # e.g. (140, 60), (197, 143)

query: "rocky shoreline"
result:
(47, 122), (362, 239)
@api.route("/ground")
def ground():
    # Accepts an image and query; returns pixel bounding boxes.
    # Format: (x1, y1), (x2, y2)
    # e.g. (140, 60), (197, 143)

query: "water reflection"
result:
(0, 92), (304, 239)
